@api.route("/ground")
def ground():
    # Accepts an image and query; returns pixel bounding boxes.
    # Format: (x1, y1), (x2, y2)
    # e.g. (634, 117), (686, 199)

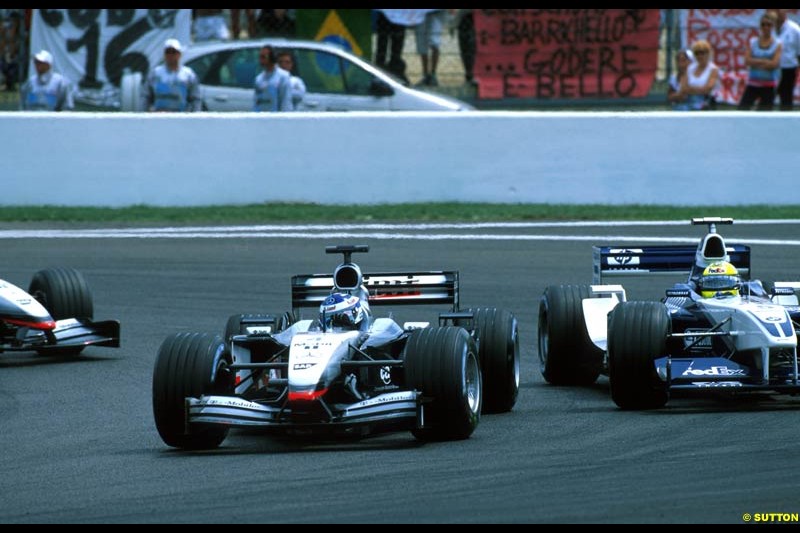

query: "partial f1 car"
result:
(0, 267), (120, 356)
(153, 245), (520, 450)
(537, 217), (800, 409)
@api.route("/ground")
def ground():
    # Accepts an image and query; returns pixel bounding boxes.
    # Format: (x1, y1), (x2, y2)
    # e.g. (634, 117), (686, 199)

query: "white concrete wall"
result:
(3, 111), (799, 206)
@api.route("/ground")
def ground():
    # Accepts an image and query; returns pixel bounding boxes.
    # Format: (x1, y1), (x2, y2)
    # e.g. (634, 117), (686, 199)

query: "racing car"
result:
(152, 245), (520, 450)
(0, 267), (120, 356)
(537, 217), (800, 409)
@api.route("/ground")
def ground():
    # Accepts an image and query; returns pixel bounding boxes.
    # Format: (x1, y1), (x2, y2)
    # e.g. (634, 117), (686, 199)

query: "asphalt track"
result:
(1, 220), (799, 524)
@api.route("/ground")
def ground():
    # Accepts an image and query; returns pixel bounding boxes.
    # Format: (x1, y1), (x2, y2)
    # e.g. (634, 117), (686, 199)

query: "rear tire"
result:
(152, 332), (233, 449)
(538, 285), (603, 385)
(405, 327), (481, 441)
(29, 267), (94, 356)
(608, 302), (670, 410)
(463, 307), (519, 413)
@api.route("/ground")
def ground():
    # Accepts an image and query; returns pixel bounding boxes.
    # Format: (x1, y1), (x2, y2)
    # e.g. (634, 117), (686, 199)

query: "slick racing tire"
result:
(29, 267), (94, 356)
(462, 307), (520, 414)
(29, 267), (94, 320)
(538, 285), (603, 385)
(152, 332), (233, 449)
(608, 301), (669, 410)
(224, 312), (294, 346)
(405, 326), (481, 441)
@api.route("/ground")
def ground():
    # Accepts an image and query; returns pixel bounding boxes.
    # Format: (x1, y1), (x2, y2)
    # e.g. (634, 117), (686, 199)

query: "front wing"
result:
(187, 390), (420, 430)
(658, 356), (800, 393)
(5, 318), (121, 352)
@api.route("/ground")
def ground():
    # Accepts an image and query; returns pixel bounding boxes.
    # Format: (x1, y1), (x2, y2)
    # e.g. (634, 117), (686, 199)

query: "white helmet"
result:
(319, 293), (367, 330)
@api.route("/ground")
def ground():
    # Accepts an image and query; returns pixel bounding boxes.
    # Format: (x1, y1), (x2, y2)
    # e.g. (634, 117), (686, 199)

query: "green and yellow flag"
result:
(295, 9), (372, 59)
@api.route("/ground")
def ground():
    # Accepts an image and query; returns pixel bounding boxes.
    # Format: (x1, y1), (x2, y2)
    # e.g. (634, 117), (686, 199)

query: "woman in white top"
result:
(680, 39), (720, 110)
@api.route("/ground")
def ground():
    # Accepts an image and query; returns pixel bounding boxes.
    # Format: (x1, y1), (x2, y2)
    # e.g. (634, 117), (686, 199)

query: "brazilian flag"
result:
(295, 9), (372, 59)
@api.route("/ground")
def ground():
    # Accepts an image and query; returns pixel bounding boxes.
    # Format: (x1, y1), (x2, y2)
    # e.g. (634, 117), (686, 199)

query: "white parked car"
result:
(133, 38), (473, 112)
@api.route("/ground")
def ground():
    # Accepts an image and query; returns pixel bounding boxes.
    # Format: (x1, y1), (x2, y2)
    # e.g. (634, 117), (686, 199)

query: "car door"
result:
(293, 48), (391, 111)
(187, 47), (258, 111)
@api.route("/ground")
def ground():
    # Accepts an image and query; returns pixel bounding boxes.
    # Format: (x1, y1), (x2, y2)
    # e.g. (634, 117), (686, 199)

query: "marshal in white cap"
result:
(33, 50), (53, 64)
(163, 38), (182, 52)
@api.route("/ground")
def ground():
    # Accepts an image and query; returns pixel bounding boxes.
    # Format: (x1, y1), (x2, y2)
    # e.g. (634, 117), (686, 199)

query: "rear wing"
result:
(292, 271), (459, 315)
(592, 245), (751, 284)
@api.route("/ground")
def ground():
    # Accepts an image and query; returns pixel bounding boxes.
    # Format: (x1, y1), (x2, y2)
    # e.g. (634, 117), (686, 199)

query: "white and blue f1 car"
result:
(538, 217), (800, 409)
(153, 245), (520, 450)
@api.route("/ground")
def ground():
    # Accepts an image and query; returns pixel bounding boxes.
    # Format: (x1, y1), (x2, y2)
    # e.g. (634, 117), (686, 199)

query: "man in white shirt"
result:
(774, 9), (800, 110)
(20, 50), (74, 111)
(253, 45), (292, 112)
(276, 50), (306, 110)
(144, 39), (201, 112)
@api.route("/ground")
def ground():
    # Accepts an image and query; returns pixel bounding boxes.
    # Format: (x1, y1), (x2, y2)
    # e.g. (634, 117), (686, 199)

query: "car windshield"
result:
(186, 45), (374, 95)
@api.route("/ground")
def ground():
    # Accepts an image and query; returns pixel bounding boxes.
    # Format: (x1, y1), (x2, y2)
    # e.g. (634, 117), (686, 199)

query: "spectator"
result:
(738, 11), (782, 111)
(373, 10), (409, 85)
(257, 9), (296, 38)
(230, 9), (256, 40)
(448, 9), (476, 86)
(680, 39), (720, 110)
(192, 9), (231, 42)
(19, 50), (73, 111)
(414, 9), (446, 87)
(276, 50), (306, 110)
(253, 45), (292, 112)
(0, 10), (22, 91)
(667, 48), (694, 110)
(144, 39), (201, 112)
(773, 9), (800, 110)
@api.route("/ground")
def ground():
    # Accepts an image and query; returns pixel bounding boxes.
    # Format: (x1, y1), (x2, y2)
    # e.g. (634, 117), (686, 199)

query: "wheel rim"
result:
(538, 305), (549, 371)
(465, 352), (481, 414)
(212, 359), (233, 394)
(511, 324), (520, 389)
(31, 288), (47, 309)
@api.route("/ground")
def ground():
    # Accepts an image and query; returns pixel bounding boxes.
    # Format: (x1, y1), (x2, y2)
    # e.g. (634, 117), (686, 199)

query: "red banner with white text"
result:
(474, 9), (661, 100)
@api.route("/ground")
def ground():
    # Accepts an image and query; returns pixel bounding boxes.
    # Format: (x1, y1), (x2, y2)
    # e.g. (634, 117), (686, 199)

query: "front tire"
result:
(152, 332), (233, 449)
(29, 267), (94, 320)
(463, 307), (520, 413)
(538, 284), (603, 385)
(608, 301), (670, 410)
(29, 267), (94, 356)
(405, 326), (481, 441)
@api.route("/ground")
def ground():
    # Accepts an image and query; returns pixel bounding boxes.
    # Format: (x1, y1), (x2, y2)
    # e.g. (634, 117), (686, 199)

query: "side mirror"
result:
(369, 78), (394, 97)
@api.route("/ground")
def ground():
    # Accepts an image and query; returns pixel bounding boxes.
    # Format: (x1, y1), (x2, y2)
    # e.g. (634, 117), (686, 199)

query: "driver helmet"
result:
(698, 261), (741, 298)
(319, 292), (367, 331)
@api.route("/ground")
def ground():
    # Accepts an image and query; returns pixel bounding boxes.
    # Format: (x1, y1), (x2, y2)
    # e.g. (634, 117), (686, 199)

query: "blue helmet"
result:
(319, 293), (367, 331)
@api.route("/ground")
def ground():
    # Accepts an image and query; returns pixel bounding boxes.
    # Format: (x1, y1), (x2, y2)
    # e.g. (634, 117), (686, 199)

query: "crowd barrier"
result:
(3, 111), (799, 206)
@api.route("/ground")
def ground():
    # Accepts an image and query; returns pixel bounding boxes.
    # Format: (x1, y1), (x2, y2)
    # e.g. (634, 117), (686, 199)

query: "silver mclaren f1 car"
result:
(153, 245), (520, 450)
(0, 267), (120, 356)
